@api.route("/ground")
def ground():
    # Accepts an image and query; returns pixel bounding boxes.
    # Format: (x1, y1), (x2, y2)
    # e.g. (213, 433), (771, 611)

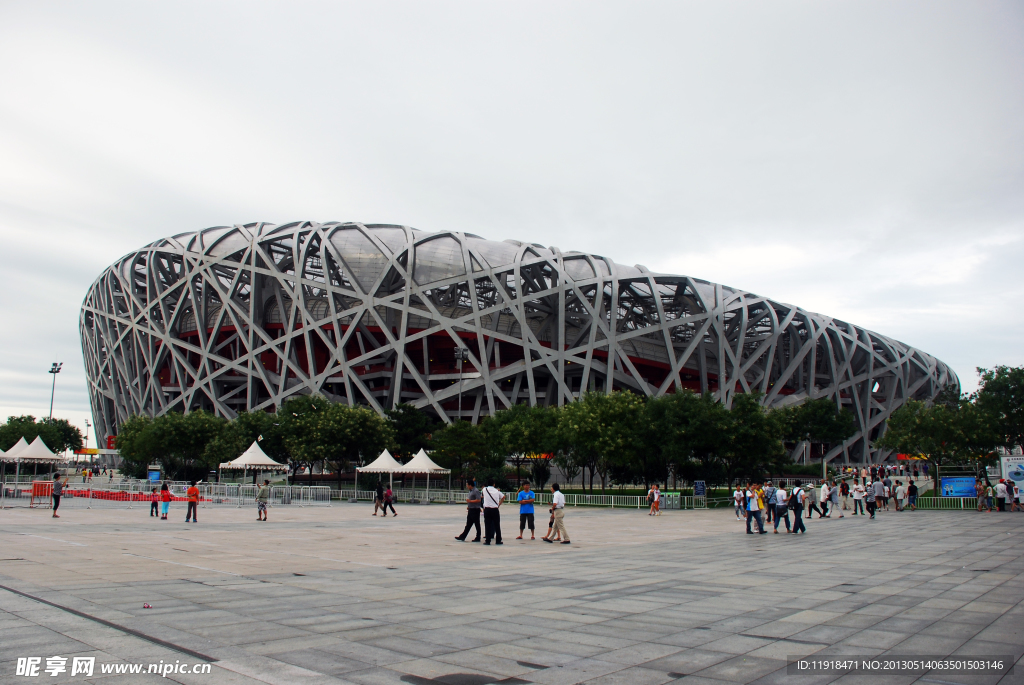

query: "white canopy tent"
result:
(355, 449), (404, 490)
(0, 437), (67, 508)
(3, 437), (28, 459)
(397, 449), (451, 497)
(218, 441), (288, 483)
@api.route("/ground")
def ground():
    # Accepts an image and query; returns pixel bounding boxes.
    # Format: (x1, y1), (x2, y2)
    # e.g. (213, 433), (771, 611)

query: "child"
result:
(383, 486), (397, 516)
(159, 483), (170, 520)
(150, 487), (159, 517)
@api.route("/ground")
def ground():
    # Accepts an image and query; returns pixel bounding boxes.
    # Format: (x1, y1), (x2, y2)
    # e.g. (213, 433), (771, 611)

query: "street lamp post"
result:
(48, 362), (63, 420)
(454, 348), (470, 422)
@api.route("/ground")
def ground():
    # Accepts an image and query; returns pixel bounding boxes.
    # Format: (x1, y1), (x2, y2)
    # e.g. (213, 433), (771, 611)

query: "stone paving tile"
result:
(1, 505), (1021, 685)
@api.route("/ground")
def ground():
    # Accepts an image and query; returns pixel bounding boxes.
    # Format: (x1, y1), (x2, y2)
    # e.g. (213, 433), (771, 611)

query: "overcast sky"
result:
(1, 1), (1021, 445)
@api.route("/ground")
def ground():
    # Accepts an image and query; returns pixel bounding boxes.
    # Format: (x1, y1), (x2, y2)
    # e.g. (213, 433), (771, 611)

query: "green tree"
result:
(722, 393), (787, 485)
(649, 391), (729, 487)
(112, 415), (156, 479)
(487, 404), (558, 485)
(975, 366), (1024, 452)
(386, 403), (438, 460)
(280, 398), (395, 489)
(429, 420), (490, 486)
(875, 397), (998, 492)
(782, 398), (857, 470)
(150, 410), (228, 480)
(558, 391), (648, 493)
(0, 415), (83, 454)
(530, 457), (552, 488)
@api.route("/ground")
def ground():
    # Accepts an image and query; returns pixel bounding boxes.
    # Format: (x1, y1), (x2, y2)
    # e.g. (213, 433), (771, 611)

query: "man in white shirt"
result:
(995, 480), (1007, 511)
(851, 479), (866, 515)
(733, 488), (744, 520)
(773, 483), (790, 533)
(895, 481), (907, 511)
(481, 478), (505, 545)
(820, 482), (831, 517)
(544, 483), (570, 544)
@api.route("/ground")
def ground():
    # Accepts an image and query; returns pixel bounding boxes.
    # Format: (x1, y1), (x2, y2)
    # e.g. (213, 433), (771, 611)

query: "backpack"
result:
(788, 489), (801, 510)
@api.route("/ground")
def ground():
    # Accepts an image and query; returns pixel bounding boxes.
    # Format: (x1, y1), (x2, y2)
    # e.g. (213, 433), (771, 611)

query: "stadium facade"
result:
(80, 221), (957, 464)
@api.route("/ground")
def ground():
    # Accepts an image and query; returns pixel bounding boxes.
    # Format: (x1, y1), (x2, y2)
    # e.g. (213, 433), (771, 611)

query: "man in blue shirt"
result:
(516, 483), (536, 540)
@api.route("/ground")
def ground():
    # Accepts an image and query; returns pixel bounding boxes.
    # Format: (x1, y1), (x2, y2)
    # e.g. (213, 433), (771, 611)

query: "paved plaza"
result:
(0, 500), (1021, 685)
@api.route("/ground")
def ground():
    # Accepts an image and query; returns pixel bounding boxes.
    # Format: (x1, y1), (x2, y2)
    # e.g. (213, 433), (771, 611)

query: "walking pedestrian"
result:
(820, 481), (830, 517)
(150, 487), (159, 517)
(516, 482), (536, 540)
(51, 473), (66, 518)
(773, 481), (791, 533)
(647, 483), (663, 516)
(807, 483), (824, 519)
(733, 486), (744, 521)
(745, 481), (766, 534)
(896, 480), (907, 511)
(455, 480), (482, 542)
(975, 480), (987, 512)
(544, 483), (570, 544)
(829, 480), (843, 518)
(481, 478), (504, 545)
(159, 483), (170, 520)
(256, 479), (269, 521)
(851, 478), (865, 515)
(840, 479), (850, 510)
(383, 485), (397, 516)
(373, 481), (384, 516)
(865, 479), (878, 519)
(185, 480), (199, 523)
(763, 481), (776, 524)
(791, 480), (807, 534)
(985, 482), (993, 511)
(907, 480), (918, 510)
(1012, 483), (1021, 512)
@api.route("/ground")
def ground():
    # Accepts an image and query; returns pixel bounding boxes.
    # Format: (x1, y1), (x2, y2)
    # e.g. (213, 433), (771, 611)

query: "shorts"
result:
(257, 501), (267, 512)
(520, 513), (535, 530)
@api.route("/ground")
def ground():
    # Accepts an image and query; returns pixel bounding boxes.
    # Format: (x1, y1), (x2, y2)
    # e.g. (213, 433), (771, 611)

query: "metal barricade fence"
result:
(304, 486), (332, 506)
(915, 496), (977, 509)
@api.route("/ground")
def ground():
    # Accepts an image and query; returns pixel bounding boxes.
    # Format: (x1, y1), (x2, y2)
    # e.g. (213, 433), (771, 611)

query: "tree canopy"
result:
(0, 415), (84, 454)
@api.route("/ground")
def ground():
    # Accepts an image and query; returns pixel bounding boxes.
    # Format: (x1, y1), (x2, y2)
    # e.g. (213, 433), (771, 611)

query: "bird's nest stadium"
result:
(80, 221), (957, 464)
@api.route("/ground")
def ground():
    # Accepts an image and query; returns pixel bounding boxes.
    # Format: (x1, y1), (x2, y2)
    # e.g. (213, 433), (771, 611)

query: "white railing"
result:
(914, 496), (977, 509)
(331, 489), (708, 509)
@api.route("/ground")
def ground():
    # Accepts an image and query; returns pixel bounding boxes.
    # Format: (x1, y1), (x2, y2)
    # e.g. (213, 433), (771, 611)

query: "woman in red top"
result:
(159, 483), (171, 520)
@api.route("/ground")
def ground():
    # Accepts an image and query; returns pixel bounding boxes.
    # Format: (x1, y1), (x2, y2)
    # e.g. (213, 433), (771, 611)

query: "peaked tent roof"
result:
(1, 437), (29, 459)
(10, 436), (66, 463)
(219, 441), (288, 470)
(356, 449), (404, 473)
(397, 449), (449, 474)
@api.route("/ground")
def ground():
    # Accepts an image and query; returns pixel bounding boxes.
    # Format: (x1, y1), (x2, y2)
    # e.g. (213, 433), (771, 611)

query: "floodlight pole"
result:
(48, 362), (63, 420)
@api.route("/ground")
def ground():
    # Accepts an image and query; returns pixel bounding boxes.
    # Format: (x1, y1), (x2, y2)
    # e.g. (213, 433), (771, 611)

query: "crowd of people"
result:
(732, 469), (926, 534)
(975, 479), (1021, 512)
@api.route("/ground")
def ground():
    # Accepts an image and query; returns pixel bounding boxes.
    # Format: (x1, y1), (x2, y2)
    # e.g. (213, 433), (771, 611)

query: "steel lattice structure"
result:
(80, 221), (957, 463)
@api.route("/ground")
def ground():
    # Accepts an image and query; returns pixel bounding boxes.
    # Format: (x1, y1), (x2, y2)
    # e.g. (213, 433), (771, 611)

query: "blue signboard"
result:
(694, 480), (706, 497)
(148, 471), (161, 482)
(940, 476), (975, 498)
